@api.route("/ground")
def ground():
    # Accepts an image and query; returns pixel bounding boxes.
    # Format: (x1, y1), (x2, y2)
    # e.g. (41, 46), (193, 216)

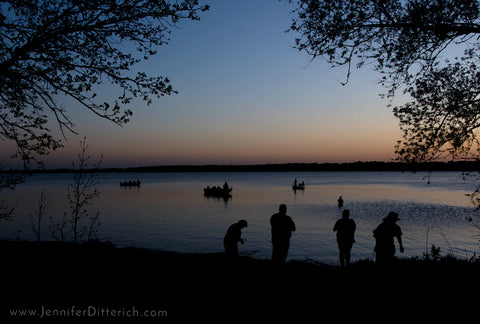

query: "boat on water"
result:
(292, 184), (305, 190)
(204, 182), (232, 198)
(292, 179), (305, 190)
(120, 180), (141, 187)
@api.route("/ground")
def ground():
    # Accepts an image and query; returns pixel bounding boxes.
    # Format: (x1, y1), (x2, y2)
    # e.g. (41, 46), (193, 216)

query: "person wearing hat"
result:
(223, 219), (248, 257)
(373, 212), (404, 264)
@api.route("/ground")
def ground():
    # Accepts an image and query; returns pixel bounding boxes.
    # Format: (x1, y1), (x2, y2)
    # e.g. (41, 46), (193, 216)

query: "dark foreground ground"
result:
(3, 240), (480, 323)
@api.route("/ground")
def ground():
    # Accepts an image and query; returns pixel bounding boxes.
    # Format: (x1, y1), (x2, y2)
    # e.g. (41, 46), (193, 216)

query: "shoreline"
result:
(8, 160), (480, 173)
(4, 240), (480, 322)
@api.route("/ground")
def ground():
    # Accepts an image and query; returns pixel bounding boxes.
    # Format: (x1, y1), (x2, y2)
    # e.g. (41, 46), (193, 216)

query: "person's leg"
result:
(272, 240), (289, 264)
(279, 240), (290, 264)
(345, 248), (351, 266)
(224, 243), (238, 257)
(345, 243), (353, 266)
(338, 242), (345, 267)
(272, 242), (279, 263)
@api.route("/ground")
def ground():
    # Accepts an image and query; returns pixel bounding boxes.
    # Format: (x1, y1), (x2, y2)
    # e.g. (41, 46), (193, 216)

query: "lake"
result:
(2, 171), (480, 264)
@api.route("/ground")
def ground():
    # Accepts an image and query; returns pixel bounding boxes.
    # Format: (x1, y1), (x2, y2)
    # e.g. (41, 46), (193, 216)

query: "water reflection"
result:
(1, 171), (479, 264)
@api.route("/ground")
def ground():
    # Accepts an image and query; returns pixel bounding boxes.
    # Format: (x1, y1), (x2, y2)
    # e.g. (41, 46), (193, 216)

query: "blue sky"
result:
(2, 0), (404, 168)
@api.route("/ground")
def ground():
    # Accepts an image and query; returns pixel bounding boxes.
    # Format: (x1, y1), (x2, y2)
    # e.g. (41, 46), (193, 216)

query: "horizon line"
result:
(19, 160), (480, 173)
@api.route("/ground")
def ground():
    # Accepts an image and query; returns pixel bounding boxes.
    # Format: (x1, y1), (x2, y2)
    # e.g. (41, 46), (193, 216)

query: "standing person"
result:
(223, 181), (230, 191)
(333, 209), (356, 267)
(223, 219), (248, 257)
(270, 204), (296, 264)
(373, 212), (404, 264)
(337, 196), (344, 207)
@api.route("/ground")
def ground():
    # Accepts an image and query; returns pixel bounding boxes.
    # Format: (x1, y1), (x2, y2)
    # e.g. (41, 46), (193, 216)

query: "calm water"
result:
(2, 171), (480, 264)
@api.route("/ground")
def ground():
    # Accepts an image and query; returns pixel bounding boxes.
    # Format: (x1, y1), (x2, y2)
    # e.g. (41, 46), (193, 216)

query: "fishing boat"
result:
(120, 180), (141, 187)
(292, 179), (305, 190)
(204, 184), (232, 198)
(292, 183), (305, 190)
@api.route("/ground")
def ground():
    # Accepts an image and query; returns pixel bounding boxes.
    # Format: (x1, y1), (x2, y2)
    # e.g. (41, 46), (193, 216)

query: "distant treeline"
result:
(19, 160), (480, 173)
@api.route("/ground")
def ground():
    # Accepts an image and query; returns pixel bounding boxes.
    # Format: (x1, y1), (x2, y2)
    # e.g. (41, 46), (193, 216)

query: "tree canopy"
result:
(0, 0), (209, 167)
(288, 0), (480, 90)
(287, 0), (480, 162)
(394, 55), (480, 162)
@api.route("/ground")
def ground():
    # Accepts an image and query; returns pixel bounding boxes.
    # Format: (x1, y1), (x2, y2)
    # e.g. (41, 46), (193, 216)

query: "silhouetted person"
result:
(333, 209), (356, 267)
(373, 212), (404, 264)
(223, 219), (248, 257)
(337, 196), (344, 207)
(270, 204), (296, 264)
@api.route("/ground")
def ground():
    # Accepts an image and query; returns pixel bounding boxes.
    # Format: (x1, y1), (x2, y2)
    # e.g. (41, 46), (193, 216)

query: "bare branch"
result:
(0, 0), (209, 168)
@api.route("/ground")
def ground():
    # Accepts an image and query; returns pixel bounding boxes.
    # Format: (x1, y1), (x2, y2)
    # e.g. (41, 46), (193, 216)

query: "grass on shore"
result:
(3, 240), (480, 322)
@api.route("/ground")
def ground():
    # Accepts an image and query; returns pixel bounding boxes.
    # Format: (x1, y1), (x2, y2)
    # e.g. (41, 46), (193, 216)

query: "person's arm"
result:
(233, 227), (243, 244)
(290, 218), (296, 232)
(352, 220), (356, 242)
(397, 235), (404, 253)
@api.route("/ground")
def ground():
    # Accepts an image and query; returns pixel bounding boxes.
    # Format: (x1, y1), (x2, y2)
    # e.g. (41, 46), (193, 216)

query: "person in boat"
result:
(223, 182), (230, 191)
(333, 209), (356, 267)
(373, 212), (404, 264)
(270, 204), (296, 264)
(337, 196), (344, 207)
(224, 219), (248, 257)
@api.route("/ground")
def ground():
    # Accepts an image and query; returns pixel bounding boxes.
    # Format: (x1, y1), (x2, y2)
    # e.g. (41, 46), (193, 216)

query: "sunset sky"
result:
(2, 0), (406, 169)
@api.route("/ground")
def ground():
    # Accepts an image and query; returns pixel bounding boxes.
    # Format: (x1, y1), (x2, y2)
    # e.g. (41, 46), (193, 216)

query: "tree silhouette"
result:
(0, 0), (209, 167)
(394, 56), (480, 162)
(288, 0), (480, 91)
(287, 0), (480, 162)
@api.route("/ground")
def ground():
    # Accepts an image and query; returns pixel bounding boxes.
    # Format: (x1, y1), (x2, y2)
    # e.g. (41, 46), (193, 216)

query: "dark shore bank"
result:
(16, 160), (480, 173)
(3, 240), (480, 323)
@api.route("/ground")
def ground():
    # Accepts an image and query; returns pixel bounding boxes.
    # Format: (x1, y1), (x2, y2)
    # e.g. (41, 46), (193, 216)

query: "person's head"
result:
(238, 219), (248, 228)
(383, 211), (400, 223)
(279, 204), (287, 215)
(342, 209), (350, 219)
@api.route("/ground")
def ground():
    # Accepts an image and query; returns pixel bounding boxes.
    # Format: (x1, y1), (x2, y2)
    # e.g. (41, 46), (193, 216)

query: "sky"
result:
(2, 0), (405, 169)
